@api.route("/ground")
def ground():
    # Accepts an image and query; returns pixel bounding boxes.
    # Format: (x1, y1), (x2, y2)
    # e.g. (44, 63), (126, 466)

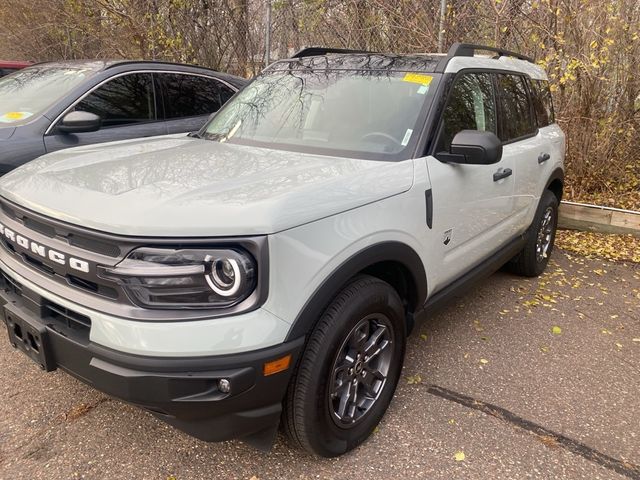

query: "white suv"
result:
(0, 43), (564, 457)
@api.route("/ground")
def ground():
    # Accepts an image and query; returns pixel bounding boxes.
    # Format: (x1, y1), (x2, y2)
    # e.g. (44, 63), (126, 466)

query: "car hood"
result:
(0, 135), (414, 236)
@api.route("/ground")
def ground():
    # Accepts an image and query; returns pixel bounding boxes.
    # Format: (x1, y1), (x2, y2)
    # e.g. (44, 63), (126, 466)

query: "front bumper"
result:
(0, 269), (304, 449)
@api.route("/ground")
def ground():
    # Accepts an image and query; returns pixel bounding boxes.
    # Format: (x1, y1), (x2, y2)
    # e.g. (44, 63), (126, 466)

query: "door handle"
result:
(538, 153), (551, 164)
(493, 168), (513, 182)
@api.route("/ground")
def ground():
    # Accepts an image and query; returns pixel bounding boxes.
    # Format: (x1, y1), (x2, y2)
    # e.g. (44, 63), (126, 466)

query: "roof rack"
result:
(434, 42), (534, 73)
(292, 47), (372, 59)
(447, 43), (534, 63)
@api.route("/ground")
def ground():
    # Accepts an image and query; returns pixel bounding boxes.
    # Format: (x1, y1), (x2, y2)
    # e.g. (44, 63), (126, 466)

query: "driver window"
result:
(437, 72), (496, 152)
(73, 73), (156, 128)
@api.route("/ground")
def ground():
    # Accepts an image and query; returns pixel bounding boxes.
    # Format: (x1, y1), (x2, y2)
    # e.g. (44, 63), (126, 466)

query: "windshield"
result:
(201, 69), (439, 160)
(0, 65), (98, 126)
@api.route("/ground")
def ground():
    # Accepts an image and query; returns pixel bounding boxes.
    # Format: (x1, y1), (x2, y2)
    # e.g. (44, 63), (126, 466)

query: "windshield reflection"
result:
(0, 64), (100, 125)
(203, 57), (439, 161)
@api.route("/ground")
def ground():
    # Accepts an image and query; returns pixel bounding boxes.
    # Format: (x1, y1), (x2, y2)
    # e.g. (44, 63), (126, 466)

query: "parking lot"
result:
(0, 249), (638, 480)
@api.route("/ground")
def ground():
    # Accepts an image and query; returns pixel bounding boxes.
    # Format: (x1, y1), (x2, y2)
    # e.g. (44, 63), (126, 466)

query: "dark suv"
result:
(0, 60), (245, 174)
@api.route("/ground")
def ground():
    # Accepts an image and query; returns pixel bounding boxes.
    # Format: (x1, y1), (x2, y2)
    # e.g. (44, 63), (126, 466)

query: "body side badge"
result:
(443, 229), (452, 246)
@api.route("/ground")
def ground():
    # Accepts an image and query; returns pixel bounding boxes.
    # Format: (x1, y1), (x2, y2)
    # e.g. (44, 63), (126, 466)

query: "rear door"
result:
(425, 71), (517, 289)
(515, 78), (564, 227)
(44, 72), (166, 153)
(494, 73), (547, 233)
(156, 73), (237, 134)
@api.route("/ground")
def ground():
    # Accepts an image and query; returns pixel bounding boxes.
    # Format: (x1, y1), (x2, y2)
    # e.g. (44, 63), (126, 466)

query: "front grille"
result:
(44, 301), (91, 330)
(0, 197), (129, 303)
(24, 217), (56, 238)
(1, 270), (22, 296)
(0, 269), (91, 339)
(67, 233), (121, 258)
(67, 274), (118, 299)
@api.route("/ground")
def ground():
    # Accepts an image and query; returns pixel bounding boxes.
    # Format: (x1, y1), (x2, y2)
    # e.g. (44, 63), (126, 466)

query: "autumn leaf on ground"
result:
(420, 333), (428, 341)
(454, 451), (466, 462)
(479, 358), (489, 365)
(540, 346), (550, 353)
(551, 326), (562, 335)
(407, 374), (422, 385)
(555, 230), (640, 264)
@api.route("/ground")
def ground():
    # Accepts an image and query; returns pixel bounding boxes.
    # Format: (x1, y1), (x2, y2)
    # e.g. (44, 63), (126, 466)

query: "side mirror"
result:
(437, 130), (503, 165)
(56, 111), (102, 134)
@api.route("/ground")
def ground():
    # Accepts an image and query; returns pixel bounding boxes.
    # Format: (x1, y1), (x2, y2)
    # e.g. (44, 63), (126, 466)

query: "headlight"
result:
(102, 248), (257, 309)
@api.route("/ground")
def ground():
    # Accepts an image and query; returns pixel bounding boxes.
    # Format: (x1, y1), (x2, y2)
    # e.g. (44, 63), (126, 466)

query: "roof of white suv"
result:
(269, 43), (548, 81)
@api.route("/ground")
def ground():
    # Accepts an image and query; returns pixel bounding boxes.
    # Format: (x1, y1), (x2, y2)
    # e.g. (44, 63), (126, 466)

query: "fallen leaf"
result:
(540, 346), (549, 353)
(420, 334), (428, 341)
(407, 374), (422, 385)
(551, 326), (562, 335)
(633, 338), (640, 343)
(454, 451), (466, 462)
(479, 358), (489, 364)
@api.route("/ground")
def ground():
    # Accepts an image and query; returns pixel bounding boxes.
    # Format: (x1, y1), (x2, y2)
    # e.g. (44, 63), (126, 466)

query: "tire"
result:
(509, 189), (559, 277)
(283, 275), (406, 457)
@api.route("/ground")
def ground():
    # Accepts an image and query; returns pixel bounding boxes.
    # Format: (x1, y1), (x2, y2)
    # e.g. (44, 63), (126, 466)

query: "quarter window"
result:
(530, 79), (555, 127)
(438, 72), (497, 151)
(74, 73), (156, 127)
(160, 73), (235, 119)
(497, 74), (535, 141)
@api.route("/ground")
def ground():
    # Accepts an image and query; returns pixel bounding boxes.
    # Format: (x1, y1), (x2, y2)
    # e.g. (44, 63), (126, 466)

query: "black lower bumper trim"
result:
(0, 272), (304, 446)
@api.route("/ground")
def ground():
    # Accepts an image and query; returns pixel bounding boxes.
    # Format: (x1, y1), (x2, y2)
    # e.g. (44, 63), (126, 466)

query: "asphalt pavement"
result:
(0, 249), (638, 480)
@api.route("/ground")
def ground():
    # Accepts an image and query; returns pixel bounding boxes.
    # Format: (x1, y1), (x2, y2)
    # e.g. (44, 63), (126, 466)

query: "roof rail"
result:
(292, 47), (372, 59)
(447, 43), (535, 63)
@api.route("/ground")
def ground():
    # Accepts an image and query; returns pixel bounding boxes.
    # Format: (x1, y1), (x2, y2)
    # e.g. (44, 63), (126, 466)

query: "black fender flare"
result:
(545, 167), (565, 199)
(284, 241), (427, 341)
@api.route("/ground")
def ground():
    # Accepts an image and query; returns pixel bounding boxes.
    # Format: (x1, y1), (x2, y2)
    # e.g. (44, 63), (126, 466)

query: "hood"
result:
(0, 126), (16, 141)
(0, 135), (414, 236)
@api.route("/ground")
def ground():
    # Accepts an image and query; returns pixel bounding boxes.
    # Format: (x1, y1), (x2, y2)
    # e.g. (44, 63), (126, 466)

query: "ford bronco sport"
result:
(0, 43), (564, 457)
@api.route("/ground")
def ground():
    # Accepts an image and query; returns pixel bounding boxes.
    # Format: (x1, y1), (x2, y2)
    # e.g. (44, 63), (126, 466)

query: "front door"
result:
(44, 72), (167, 153)
(425, 72), (517, 291)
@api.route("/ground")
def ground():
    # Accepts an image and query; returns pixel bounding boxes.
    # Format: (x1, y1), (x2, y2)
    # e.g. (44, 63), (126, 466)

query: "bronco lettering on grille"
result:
(0, 221), (90, 273)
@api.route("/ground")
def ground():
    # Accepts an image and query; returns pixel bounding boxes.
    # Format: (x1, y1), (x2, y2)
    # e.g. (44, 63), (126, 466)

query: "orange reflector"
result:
(263, 354), (291, 376)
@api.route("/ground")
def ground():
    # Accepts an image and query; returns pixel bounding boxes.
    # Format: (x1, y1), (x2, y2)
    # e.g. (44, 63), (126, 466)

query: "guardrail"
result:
(558, 201), (640, 237)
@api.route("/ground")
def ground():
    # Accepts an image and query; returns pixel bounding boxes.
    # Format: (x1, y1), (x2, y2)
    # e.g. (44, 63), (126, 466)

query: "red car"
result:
(0, 60), (32, 77)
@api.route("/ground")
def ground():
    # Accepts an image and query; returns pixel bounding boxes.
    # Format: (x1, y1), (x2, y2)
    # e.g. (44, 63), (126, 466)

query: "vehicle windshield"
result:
(0, 65), (98, 126)
(201, 69), (439, 160)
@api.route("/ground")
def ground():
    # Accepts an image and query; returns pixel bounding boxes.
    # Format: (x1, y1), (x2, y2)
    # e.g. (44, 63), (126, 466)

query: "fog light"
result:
(218, 378), (231, 393)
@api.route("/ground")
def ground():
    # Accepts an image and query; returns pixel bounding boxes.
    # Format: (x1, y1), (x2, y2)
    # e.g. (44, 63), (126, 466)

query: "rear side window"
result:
(75, 73), (156, 127)
(159, 73), (235, 119)
(438, 72), (497, 151)
(496, 74), (535, 142)
(530, 79), (555, 127)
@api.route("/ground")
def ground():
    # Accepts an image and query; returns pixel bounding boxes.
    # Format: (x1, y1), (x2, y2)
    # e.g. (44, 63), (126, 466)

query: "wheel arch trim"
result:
(545, 167), (564, 201)
(284, 241), (427, 341)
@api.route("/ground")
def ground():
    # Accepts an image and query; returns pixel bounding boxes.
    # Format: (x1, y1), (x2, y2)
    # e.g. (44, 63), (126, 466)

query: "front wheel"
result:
(510, 190), (559, 277)
(283, 275), (406, 457)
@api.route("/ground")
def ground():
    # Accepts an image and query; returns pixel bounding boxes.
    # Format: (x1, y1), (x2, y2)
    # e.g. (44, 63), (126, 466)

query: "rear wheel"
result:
(283, 275), (406, 457)
(510, 190), (559, 277)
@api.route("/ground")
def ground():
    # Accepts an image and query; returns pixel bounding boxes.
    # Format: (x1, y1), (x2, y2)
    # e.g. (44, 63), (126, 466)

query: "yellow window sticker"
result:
(0, 111), (33, 123)
(402, 73), (433, 86)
